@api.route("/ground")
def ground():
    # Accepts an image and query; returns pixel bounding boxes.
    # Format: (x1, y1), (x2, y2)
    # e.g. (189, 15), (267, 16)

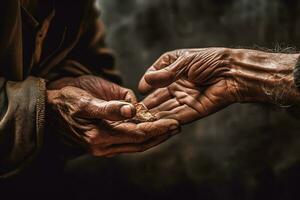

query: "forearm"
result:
(226, 49), (300, 105)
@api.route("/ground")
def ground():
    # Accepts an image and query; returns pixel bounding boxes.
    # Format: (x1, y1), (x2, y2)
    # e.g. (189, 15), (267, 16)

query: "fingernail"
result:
(121, 105), (133, 118)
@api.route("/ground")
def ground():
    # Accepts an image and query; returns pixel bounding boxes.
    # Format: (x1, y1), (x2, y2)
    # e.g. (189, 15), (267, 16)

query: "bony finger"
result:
(107, 119), (180, 145)
(90, 133), (173, 157)
(138, 66), (159, 94)
(141, 87), (173, 109)
(149, 98), (180, 114)
(144, 69), (176, 88)
(83, 99), (136, 121)
(137, 118), (180, 138)
(125, 89), (138, 104)
(143, 57), (187, 89)
(87, 119), (181, 157)
(138, 76), (156, 95)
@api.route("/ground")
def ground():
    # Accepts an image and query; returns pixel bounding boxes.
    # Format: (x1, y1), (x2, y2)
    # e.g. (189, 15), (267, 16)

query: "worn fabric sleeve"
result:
(0, 77), (46, 178)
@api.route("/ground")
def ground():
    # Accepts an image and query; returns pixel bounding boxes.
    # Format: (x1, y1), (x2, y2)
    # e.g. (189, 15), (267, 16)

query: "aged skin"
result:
(139, 48), (300, 124)
(49, 76), (157, 122)
(47, 75), (179, 156)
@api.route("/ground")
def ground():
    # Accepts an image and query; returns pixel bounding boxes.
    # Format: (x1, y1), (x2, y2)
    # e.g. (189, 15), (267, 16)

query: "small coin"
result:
(129, 103), (157, 123)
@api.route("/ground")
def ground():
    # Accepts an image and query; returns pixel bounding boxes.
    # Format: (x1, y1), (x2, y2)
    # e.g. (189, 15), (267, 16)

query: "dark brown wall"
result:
(64, 1), (300, 199)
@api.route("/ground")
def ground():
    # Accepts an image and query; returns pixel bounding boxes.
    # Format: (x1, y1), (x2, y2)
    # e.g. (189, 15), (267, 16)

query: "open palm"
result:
(142, 77), (236, 124)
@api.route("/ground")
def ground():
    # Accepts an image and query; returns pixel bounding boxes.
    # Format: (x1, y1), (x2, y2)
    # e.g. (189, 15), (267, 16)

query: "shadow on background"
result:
(61, 0), (300, 199)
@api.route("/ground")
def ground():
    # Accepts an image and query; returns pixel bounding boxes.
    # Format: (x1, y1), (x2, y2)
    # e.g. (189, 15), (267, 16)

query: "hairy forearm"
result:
(226, 49), (300, 105)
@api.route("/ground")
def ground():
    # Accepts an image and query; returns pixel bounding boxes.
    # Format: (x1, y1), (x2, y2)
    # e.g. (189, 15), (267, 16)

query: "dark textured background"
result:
(3, 0), (300, 199)
(0, 0), (300, 200)
(61, 0), (300, 199)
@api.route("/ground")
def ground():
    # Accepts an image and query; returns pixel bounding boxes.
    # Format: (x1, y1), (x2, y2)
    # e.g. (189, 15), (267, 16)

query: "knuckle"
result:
(220, 48), (232, 59)
(161, 51), (174, 61)
(163, 51), (172, 57)
(170, 49), (181, 56)
(83, 130), (102, 146)
(182, 50), (190, 58)
(73, 98), (92, 116)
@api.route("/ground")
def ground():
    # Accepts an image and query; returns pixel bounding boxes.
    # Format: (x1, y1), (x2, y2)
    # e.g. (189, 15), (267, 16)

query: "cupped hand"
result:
(47, 76), (180, 156)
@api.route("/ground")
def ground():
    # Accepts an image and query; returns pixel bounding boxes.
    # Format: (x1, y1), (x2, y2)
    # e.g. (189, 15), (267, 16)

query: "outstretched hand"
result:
(139, 48), (300, 124)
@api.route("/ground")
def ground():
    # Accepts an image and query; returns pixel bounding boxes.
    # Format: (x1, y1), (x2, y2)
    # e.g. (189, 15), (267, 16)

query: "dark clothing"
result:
(0, 0), (120, 178)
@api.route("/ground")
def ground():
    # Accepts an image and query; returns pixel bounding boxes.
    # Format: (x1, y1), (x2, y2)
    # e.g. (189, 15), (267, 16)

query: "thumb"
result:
(80, 99), (136, 121)
(139, 57), (187, 94)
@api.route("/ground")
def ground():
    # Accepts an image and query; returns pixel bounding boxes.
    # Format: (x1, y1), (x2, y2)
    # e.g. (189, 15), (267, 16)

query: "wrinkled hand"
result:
(47, 76), (180, 156)
(139, 48), (300, 124)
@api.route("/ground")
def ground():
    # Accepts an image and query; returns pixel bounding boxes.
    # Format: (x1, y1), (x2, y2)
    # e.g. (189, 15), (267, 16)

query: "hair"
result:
(254, 43), (297, 54)
(233, 43), (298, 54)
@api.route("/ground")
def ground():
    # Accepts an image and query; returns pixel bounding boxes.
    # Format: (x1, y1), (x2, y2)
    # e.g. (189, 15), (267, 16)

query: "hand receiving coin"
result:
(128, 103), (157, 123)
